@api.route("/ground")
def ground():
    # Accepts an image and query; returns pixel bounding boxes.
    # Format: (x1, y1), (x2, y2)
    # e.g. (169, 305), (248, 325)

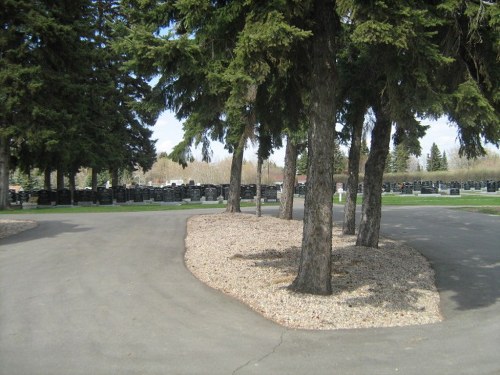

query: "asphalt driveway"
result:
(1, 206), (499, 374)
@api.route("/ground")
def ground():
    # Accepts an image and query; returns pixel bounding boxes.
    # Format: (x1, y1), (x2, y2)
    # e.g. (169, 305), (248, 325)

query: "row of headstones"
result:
(294, 179), (499, 197)
(367, 180), (499, 194)
(9, 184), (279, 206)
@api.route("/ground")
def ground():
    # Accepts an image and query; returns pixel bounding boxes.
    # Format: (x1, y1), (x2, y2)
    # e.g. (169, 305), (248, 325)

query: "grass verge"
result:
(333, 192), (500, 206)
(0, 201), (280, 215)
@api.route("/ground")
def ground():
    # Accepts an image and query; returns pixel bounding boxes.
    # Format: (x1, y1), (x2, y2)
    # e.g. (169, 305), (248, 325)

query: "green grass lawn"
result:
(2, 192), (498, 215)
(0, 201), (280, 215)
(381, 194), (500, 206)
(333, 192), (500, 206)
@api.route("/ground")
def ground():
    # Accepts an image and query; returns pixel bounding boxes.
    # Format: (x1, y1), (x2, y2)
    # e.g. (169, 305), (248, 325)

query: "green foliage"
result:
(426, 142), (445, 172)
(296, 148), (308, 175)
(392, 144), (410, 173)
(441, 151), (449, 171)
(436, 0), (499, 157)
(333, 142), (347, 174)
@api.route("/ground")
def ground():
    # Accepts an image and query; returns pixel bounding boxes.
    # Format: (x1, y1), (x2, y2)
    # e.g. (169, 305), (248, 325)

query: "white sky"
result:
(152, 111), (493, 167)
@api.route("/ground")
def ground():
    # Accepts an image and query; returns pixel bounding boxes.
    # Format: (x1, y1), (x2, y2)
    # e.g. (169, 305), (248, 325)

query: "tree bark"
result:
(56, 166), (64, 190)
(226, 132), (247, 213)
(68, 170), (76, 203)
(356, 103), (392, 248)
(111, 168), (119, 187)
(44, 167), (52, 190)
(0, 136), (10, 210)
(342, 108), (365, 235)
(91, 168), (98, 192)
(256, 154), (262, 217)
(290, 0), (338, 295)
(279, 135), (298, 220)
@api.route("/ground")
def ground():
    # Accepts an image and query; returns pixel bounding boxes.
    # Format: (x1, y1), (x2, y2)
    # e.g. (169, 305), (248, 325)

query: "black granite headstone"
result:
(98, 189), (113, 205)
(57, 189), (72, 205)
(190, 188), (201, 202)
(205, 187), (217, 201)
(37, 190), (52, 205)
(163, 187), (175, 202)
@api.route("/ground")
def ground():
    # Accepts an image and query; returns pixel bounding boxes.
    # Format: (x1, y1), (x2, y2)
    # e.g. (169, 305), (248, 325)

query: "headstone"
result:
(114, 187), (127, 203)
(98, 188), (113, 205)
(9, 189), (16, 203)
(205, 187), (217, 201)
(134, 188), (144, 202)
(83, 189), (95, 203)
(142, 188), (151, 201)
(297, 184), (307, 197)
(37, 190), (52, 206)
(57, 189), (72, 205)
(487, 181), (497, 193)
(153, 188), (164, 202)
(17, 191), (29, 204)
(402, 182), (413, 194)
(163, 187), (175, 202)
(174, 186), (183, 201)
(190, 188), (201, 202)
(450, 188), (460, 195)
(127, 188), (136, 202)
(241, 185), (254, 200)
(421, 186), (435, 194)
(265, 186), (278, 201)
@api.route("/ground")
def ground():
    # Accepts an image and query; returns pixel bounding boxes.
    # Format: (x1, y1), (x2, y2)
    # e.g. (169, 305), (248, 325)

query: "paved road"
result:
(1, 206), (499, 374)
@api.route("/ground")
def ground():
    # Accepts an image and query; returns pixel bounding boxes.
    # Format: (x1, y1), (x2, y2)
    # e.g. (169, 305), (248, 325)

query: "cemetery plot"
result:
(9, 179), (497, 210)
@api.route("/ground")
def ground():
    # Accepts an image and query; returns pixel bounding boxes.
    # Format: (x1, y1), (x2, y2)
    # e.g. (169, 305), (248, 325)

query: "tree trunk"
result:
(91, 168), (98, 192)
(226, 132), (246, 213)
(342, 108), (365, 235)
(0, 136), (10, 210)
(356, 103), (392, 248)
(68, 170), (76, 203)
(279, 135), (298, 220)
(44, 167), (52, 190)
(256, 155), (263, 217)
(56, 166), (64, 190)
(111, 168), (119, 187)
(290, 0), (338, 295)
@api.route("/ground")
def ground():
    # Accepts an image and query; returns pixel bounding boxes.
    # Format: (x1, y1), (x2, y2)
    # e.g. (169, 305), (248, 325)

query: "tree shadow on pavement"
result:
(0, 220), (90, 247)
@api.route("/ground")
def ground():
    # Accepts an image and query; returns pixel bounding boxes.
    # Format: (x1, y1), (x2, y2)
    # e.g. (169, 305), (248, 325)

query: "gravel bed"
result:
(185, 213), (442, 330)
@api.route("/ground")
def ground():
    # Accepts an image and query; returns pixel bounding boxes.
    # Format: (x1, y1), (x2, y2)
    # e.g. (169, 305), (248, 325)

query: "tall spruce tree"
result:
(0, 0), (43, 208)
(441, 150), (448, 171)
(427, 142), (443, 171)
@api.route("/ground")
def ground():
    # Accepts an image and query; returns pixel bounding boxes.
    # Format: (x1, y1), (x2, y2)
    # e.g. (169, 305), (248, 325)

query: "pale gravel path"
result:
(185, 212), (442, 330)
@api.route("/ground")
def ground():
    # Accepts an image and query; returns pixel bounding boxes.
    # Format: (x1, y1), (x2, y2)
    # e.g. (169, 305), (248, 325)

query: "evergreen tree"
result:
(427, 143), (443, 171)
(0, 0), (42, 207)
(441, 151), (449, 171)
(296, 149), (308, 175)
(384, 150), (394, 173)
(393, 143), (410, 173)
(333, 141), (346, 174)
(437, 1), (499, 158)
